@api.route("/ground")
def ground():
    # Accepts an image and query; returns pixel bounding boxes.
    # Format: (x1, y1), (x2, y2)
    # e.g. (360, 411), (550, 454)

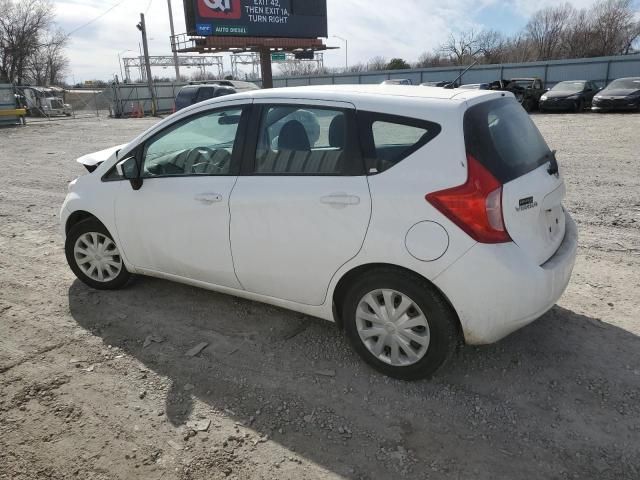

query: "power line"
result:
(66, 0), (127, 36)
(145, 0), (155, 14)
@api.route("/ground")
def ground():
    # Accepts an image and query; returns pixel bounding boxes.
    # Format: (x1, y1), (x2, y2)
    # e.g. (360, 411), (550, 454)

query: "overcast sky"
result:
(53, 0), (626, 83)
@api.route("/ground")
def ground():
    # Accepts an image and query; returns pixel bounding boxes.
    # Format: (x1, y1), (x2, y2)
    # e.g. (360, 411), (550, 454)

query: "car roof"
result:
(227, 84), (501, 104)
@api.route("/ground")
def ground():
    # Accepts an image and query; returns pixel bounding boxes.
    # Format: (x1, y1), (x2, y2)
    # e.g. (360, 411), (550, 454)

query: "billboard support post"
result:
(259, 47), (274, 89)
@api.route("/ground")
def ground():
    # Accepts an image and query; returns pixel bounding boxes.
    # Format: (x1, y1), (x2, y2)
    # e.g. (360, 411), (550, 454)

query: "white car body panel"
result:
(76, 144), (126, 168)
(61, 85), (578, 345)
(114, 176), (241, 288)
(230, 175), (372, 305)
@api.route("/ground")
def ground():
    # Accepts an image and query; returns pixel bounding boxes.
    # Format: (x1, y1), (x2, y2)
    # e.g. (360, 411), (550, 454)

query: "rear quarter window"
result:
(358, 112), (441, 174)
(464, 98), (552, 183)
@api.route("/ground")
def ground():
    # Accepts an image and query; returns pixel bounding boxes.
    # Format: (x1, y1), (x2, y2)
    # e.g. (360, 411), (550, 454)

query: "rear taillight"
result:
(426, 154), (511, 243)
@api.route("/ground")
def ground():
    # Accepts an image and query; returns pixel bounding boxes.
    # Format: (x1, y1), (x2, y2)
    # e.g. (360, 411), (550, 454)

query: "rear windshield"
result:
(464, 98), (552, 183)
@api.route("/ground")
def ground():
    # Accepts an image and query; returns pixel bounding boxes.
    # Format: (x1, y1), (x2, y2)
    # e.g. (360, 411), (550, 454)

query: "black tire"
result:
(342, 268), (459, 381)
(65, 218), (132, 290)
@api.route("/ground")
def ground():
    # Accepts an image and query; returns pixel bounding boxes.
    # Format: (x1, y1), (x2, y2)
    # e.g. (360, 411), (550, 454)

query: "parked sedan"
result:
(539, 80), (599, 112)
(61, 85), (577, 380)
(381, 79), (413, 85)
(592, 77), (640, 112)
(457, 83), (490, 90)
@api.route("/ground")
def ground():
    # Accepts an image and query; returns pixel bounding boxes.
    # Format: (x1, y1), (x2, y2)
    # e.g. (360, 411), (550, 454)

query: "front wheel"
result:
(65, 219), (132, 290)
(342, 269), (459, 380)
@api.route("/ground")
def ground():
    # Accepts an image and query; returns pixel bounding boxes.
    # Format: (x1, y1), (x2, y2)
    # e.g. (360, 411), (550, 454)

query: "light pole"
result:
(332, 35), (348, 71)
(118, 49), (133, 83)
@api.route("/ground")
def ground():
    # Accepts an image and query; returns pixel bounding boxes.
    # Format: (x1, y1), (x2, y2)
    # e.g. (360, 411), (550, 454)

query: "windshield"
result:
(607, 78), (640, 90)
(464, 98), (551, 183)
(552, 81), (585, 92)
(510, 80), (533, 88)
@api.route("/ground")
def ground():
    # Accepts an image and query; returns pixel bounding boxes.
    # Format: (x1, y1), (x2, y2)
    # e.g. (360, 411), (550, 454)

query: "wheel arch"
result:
(65, 210), (106, 236)
(331, 262), (463, 337)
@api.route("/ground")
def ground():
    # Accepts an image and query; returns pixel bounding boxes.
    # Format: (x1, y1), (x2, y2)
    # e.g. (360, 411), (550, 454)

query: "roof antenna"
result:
(444, 48), (486, 89)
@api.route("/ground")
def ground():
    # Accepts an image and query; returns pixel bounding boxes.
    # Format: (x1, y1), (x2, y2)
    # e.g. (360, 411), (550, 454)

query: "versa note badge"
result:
(516, 196), (538, 212)
(198, 0), (241, 18)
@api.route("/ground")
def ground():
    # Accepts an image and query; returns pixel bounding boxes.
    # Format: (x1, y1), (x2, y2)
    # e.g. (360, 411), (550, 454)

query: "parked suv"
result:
(175, 83), (236, 111)
(61, 85), (577, 380)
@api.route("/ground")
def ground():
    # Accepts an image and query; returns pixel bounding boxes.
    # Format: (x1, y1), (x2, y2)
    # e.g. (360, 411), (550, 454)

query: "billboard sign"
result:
(184, 0), (328, 38)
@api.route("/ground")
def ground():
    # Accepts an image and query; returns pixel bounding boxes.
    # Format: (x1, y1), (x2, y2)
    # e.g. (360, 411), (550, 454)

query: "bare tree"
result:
(441, 30), (480, 65)
(561, 8), (593, 58)
(525, 3), (575, 60)
(476, 30), (507, 64)
(367, 56), (388, 71)
(26, 28), (68, 85)
(414, 51), (450, 68)
(345, 63), (368, 73)
(277, 61), (327, 77)
(0, 0), (68, 85)
(590, 0), (640, 56)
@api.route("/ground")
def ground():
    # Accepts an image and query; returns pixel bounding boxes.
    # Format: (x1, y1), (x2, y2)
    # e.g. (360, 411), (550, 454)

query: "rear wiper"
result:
(546, 150), (559, 176)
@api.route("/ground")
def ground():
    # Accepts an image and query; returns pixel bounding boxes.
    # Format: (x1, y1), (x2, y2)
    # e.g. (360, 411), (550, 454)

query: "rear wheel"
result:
(65, 219), (132, 290)
(342, 269), (458, 380)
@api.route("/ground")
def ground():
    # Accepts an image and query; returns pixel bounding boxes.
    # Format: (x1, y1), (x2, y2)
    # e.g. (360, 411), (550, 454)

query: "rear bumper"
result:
(434, 214), (578, 345)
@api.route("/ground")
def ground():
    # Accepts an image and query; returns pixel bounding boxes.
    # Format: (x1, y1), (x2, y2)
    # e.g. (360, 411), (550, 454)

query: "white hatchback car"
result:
(61, 85), (578, 380)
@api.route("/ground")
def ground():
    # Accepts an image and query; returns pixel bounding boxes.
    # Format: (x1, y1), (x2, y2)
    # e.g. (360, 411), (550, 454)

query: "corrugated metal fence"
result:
(267, 54), (640, 89)
(107, 54), (640, 117)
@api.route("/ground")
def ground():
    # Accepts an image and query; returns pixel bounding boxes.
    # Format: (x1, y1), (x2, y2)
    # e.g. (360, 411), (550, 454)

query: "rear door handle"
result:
(195, 193), (223, 204)
(320, 193), (361, 208)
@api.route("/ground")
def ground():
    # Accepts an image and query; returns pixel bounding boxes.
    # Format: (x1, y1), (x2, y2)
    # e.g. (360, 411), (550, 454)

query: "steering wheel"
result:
(185, 146), (229, 174)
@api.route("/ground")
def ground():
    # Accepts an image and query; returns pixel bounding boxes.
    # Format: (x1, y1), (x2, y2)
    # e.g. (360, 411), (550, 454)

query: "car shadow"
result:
(68, 277), (640, 479)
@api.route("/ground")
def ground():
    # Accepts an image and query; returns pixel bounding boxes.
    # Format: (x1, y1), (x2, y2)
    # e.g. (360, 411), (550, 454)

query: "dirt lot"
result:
(1, 112), (639, 480)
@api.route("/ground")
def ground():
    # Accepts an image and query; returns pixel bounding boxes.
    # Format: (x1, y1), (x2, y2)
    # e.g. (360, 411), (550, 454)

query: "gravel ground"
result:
(0, 112), (639, 480)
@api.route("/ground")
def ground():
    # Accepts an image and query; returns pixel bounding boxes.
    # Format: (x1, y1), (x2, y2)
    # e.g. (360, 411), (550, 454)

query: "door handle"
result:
(195, 193), (223, 204)
(320, 193), (361, 208)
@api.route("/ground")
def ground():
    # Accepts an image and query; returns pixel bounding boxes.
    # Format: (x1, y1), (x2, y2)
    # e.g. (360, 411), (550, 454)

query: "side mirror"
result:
(116, 157), (143, 191)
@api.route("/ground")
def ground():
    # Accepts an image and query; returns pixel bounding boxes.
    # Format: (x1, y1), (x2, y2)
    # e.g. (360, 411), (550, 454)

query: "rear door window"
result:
(358, 112), (441, 173)
(252, 105), (363, 176)
(464, 97), (552, 183)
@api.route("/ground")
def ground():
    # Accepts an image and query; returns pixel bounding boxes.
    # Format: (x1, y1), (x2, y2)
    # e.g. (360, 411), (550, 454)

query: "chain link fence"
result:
(25, 87), (112, 123)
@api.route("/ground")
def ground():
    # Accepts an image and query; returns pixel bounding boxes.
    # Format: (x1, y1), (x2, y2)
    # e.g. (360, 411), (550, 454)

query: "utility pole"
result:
(167, 0), (181, 81)
(137, 13), (158, 115)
